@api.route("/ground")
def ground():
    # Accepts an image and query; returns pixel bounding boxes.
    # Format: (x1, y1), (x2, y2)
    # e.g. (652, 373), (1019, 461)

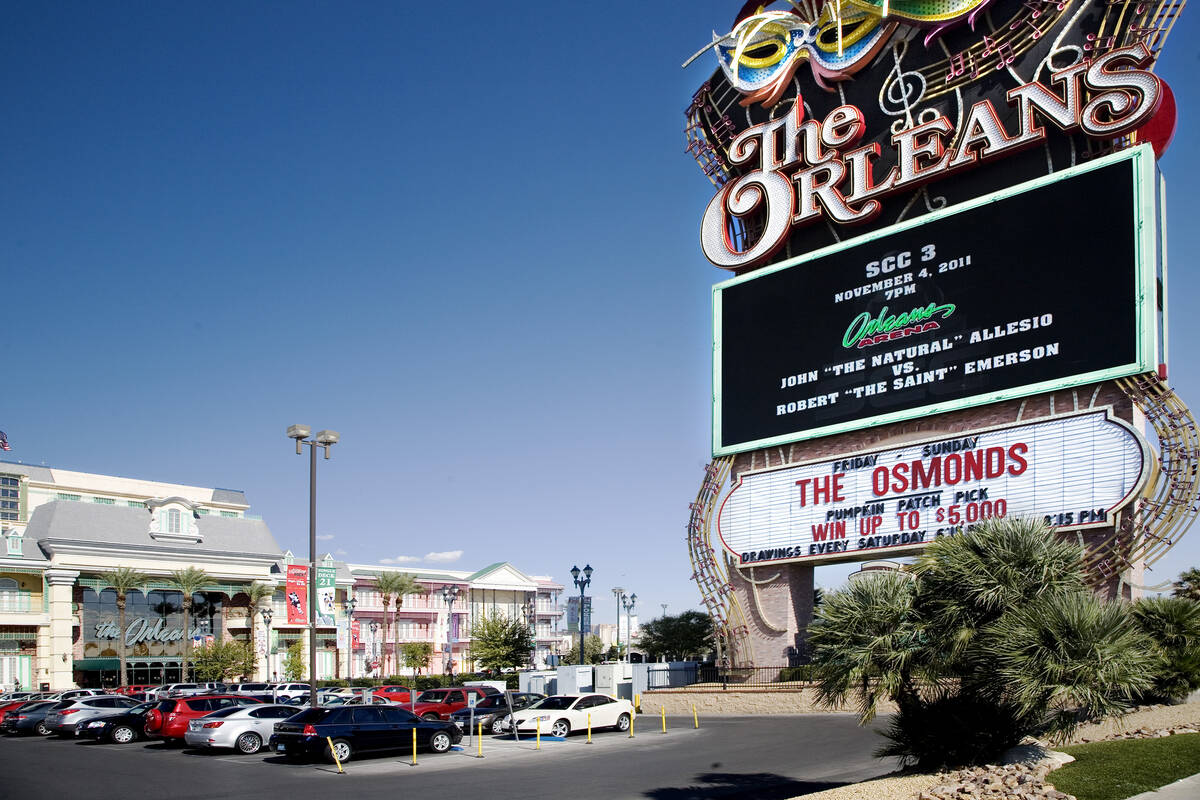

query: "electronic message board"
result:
(712, 146), (1162, 456)
(717, 409), (1153, 567)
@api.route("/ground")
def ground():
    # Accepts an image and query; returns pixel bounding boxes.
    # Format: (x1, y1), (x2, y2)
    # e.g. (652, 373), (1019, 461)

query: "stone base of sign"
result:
(725, 381), (1143, 668)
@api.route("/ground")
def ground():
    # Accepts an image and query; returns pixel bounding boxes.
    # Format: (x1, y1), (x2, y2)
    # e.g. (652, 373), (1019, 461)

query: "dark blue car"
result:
(1, 701), (57, 735)
(269, 705), (462, 763)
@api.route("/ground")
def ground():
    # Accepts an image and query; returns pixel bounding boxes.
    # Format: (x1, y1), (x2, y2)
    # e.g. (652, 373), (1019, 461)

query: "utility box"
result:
(519, 670), (558, 696)
(556, 664), (594, 694)
(594, 662), (633, 700)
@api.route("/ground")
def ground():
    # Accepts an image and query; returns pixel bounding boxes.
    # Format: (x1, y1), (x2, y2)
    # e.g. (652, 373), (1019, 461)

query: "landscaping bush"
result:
(809, 517), (1154, 769)
(1130, 595), (1200, 702)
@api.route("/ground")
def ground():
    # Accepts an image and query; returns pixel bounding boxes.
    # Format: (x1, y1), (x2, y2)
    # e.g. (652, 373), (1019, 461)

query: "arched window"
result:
(0, 577), (17, 612)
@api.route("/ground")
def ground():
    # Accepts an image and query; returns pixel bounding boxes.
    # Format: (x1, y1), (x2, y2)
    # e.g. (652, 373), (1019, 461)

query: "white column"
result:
(45, 569), (80, 689)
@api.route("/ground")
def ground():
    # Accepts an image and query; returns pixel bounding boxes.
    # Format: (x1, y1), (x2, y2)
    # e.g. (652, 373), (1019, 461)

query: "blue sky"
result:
(2, 2), (1198, 624)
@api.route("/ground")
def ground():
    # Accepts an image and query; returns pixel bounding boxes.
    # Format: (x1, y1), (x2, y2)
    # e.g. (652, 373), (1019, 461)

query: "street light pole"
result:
(287, 424), (339, 709)
(611, 587), (623, 662)
(440, 585), (460, 677)
(345, 596), (356, 679)
(260, 607), (273, 681)
(622, 593), (637, 664)
(570, 565), (592, 666)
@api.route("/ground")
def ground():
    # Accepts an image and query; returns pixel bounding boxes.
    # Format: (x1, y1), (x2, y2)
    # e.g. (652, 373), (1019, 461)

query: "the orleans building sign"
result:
(94, 618), (204, 647)
(717, 410), (1153, 566)
(700, 43), (1165, 270)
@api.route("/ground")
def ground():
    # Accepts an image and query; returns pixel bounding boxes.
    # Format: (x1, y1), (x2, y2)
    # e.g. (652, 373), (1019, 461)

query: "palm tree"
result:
(245, 582), (274, 678)
(375, 572), (425, 676)
(98, 567), (150, 689)
(169, 567), (211, 681)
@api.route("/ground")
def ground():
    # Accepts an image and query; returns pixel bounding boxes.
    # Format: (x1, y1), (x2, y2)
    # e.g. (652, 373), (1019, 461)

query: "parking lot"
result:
(2, 714), (895, 799)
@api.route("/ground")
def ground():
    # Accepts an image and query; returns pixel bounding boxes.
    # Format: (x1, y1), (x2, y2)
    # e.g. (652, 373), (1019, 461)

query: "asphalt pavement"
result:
(2, 714), (897, 800)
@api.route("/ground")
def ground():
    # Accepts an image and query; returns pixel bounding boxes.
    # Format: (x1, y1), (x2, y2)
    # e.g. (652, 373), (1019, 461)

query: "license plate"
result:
(275, 743), (286, 752)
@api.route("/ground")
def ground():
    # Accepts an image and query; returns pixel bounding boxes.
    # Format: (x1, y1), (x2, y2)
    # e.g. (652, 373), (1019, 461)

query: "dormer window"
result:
(3, 528), (21, 556)
(146, 497), (203, 543)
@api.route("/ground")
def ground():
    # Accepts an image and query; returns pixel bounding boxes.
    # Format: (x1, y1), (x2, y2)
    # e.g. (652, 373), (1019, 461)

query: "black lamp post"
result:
(344, 596), (356, 679)
(440, 585), (460, 676)
(286, 424), (340, 708)
(522, 595), (537, 668)
(570, 564), (592, 665)
(369, 620), (380, 675)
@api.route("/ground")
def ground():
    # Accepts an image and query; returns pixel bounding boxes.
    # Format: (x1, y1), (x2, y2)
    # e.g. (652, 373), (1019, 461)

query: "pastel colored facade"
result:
(0, 460), (563, 689)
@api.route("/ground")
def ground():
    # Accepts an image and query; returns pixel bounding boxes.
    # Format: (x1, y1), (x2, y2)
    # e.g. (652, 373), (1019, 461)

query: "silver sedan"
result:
(183, 703), (299, 754)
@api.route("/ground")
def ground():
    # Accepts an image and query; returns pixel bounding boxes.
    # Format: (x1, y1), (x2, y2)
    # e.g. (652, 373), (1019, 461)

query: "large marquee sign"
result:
(717, 409), (1154, 566)
(712, 146), (1162, 455)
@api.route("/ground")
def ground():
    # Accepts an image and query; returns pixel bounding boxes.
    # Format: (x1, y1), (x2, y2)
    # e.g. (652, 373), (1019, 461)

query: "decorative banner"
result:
(285, 564), (308, 625)
(351, 620), (361, 650)
(254, 626), (267, 657)
(316, 566), (337, 627)
(712, 148), (1161, 455)
(717, 409), (1153, 566)
(336, 617), (349, 651)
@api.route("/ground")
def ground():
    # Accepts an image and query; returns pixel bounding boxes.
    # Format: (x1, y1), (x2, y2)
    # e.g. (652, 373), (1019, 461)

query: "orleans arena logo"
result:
(699, 43), (1165, 270)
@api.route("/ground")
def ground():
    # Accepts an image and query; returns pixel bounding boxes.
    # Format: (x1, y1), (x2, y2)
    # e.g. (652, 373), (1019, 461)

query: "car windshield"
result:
(416, 690), (448, 703)
(471, 695), (504, 709)
(287, 708), (334, 724)
(529, 696), (576, 711)
(128, 703), (154, 715)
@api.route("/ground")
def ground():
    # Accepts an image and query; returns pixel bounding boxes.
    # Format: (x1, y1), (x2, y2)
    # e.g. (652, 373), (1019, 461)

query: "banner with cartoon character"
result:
(316, 566), (337, 627)
(285, 564), (308, 625)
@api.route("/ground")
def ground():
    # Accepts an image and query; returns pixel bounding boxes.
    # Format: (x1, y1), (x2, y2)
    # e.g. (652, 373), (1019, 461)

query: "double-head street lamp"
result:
(260, 606), (273, 679)
(344, 596), (356, 679)
(441, 584), (460, 676)
(287, 424), (339, 708)
(523, 595), (537, 667)
(612, 587), (624, 662)
(621, 592), (637, 663)
(369, 619), (381, 674)
(570, 564), (592, 665)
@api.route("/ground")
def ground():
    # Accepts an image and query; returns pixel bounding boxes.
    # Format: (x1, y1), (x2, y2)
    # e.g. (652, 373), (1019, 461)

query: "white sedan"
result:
(183, 704), (300, 754)
(509, 694), (633, 738)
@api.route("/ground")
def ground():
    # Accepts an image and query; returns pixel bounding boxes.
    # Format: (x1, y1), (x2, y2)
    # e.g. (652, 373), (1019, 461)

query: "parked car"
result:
(448, 692), (545, 735)
(509, 694), (633, 738)
(183, 703), (298, 754)
(372, 685), (412, 703)
(43, 695), (142, 736)
(272, 683), (312, 700)
(409, 687), (494, 721)
(156, 683), (201, 699)
(1, 701), (58, 735)
(144, 695), (263, 743)
(227, 682), (271, 696)
(74, 701), (157, 744)
(111, 685), (157, 696)
(0, 693), (52, 717)
(269, 705), (462, 763)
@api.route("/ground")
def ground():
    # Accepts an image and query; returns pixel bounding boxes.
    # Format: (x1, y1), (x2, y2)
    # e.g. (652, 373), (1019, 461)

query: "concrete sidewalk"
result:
(1125, 772), (1200, 800)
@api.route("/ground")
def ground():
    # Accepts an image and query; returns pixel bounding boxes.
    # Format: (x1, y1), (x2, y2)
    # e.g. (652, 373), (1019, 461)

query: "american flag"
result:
(0, 431), (8, 451)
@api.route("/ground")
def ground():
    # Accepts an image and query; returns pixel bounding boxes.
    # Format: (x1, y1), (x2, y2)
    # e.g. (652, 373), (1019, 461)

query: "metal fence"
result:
(648, 663), (816, 690)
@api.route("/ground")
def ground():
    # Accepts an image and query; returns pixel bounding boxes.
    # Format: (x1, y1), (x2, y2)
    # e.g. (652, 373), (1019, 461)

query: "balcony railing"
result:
(0, 592), (32, 613)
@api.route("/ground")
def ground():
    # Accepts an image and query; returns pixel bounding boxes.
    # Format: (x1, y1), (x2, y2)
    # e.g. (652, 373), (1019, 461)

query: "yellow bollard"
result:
(326, 737), (344, 774)
(536, 718), (541, 750)
(634, 693), (641, 713)
(476, 723), (484, 758)
(411, 727), (418, 766)
(628, 708), (635, 738)
(587, 713), (592, 744)
(661, 706), (667, 734)
(693, 703), (699, 729)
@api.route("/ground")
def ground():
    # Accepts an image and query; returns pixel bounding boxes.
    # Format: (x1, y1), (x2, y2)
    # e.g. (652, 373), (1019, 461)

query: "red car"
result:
(371, 685), (413, 703)
(144, 695), (262, 743)
(409, 687), (494, 721)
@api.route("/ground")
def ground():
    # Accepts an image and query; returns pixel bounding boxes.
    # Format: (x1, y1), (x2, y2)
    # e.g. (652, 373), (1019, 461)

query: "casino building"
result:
(0, 461), (563, 690)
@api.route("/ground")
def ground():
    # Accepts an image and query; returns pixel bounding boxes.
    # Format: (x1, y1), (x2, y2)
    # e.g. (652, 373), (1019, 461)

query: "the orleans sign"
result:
(94, 618), (204, 647)
(717, 410), (1153, 566)
(700, 43), (1165, 270)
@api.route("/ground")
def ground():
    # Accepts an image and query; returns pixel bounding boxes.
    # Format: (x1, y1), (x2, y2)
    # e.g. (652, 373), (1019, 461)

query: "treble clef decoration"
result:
(879, 41), (927, 134)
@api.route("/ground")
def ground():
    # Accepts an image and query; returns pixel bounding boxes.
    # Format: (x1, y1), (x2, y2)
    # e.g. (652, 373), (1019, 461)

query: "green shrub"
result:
(1131, 595), (1200, 702)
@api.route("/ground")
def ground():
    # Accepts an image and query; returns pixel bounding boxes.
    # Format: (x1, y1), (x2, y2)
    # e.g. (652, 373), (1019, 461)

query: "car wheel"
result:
(550, 719), (570, 738)
(429, 731), (452, 753)
(421, 713), (440, 721)
(327, 738), (352, 764)
(615, 713), (631, 732)
(490, 717), (505, 735)
(110, 726), (136, 744)
(35, 722), (50, 736)
(236, 732), (263, 755)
